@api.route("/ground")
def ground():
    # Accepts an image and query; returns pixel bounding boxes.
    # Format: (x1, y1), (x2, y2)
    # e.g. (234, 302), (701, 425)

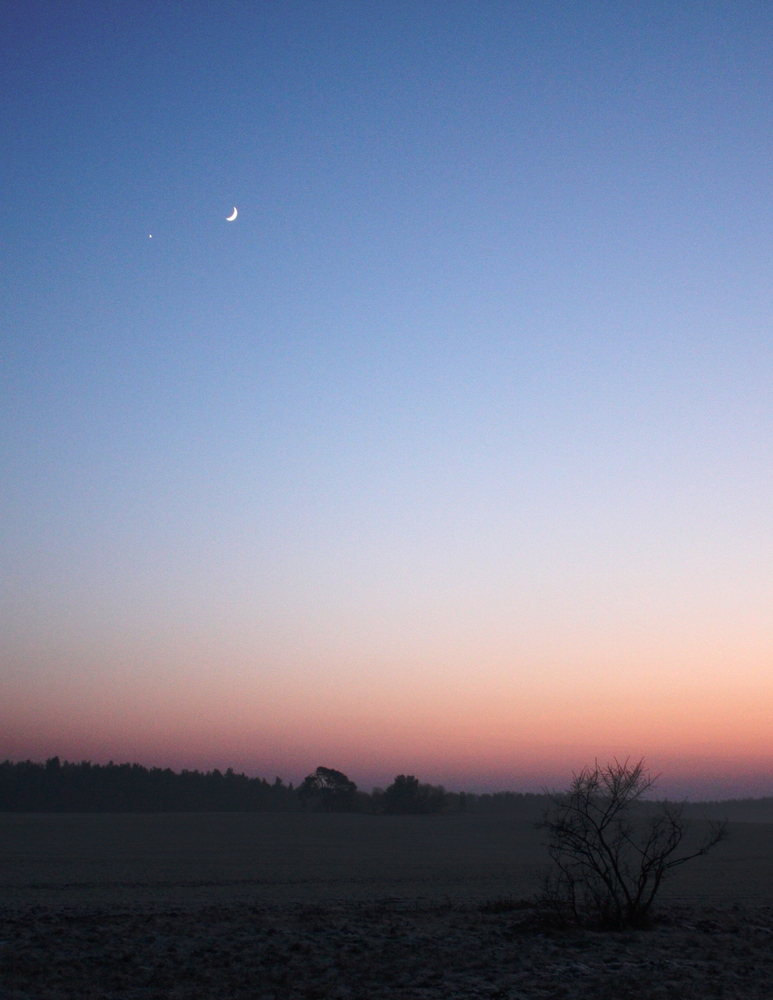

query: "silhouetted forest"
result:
(2, 758), (764, 818)
(0, 759), (298, 812)
(0, 759), (551, 814)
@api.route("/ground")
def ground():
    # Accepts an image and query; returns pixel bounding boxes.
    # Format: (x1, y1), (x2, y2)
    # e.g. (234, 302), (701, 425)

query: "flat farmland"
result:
(2, 813), (773, 998)
(1, 811), (772, 908)
(1, 812), (547, 909)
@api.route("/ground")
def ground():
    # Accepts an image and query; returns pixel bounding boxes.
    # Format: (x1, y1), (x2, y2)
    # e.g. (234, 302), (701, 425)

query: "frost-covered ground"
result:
(2, 898), (773, 999)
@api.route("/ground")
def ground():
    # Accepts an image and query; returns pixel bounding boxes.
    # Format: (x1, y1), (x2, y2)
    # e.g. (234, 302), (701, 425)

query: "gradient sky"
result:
(2, 1), (772, 798)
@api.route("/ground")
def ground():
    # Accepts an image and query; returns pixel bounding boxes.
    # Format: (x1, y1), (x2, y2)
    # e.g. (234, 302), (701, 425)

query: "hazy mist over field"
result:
(2, 2), (772, 800)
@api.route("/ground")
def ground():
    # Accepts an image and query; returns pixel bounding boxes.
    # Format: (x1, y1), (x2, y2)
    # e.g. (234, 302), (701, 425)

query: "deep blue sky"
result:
(2, 2), (772, 795)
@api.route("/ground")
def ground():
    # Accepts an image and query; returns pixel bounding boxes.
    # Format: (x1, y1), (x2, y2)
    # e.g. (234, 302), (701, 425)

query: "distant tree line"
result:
(0, 758), (298, 812)
(0, 758), (552, 814)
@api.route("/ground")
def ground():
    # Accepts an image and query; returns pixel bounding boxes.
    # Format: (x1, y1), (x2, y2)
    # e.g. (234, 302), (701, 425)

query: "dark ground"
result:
(3, 898), (773, 999)
(1, 813), (772, 998)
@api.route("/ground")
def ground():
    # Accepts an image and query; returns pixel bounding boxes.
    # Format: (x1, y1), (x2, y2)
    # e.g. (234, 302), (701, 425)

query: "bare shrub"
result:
(538, 758), (727, 929)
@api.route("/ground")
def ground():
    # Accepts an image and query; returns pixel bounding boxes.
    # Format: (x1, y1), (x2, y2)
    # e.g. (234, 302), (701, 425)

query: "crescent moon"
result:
(226, 207), (238, 221)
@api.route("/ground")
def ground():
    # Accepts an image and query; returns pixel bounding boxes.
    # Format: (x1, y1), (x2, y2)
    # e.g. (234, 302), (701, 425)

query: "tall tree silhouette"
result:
(298, 767), (358, 812)
(381, 774), (446, 814)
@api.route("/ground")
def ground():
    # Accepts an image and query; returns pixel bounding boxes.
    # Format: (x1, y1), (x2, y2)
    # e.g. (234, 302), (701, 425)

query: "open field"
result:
(1, 812), (772, 908)
(1, 813), (773, 997)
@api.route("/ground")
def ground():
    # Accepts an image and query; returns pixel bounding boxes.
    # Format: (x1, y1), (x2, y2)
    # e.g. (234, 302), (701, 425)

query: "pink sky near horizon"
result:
(4, 626), (772, 800)
(3, 725), (772, 801)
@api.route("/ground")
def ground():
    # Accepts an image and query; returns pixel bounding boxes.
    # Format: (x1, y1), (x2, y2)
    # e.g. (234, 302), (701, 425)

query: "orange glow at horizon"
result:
(4, 637), (772, 799)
